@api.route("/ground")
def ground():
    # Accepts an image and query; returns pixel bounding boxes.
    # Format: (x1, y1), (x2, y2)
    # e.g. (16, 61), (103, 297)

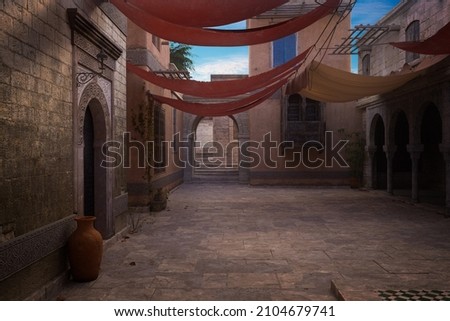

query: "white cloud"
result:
(191, 55), (248, 81)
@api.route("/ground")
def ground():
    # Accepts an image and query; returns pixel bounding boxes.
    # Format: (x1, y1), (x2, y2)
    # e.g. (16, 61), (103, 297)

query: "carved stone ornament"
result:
(0, 216), (75, 282)
(78, 82), (110, 145)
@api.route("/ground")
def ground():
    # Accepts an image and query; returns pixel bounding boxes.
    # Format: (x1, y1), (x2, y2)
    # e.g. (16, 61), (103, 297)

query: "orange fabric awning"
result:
(390, 21), (450, 55)
(111, 0), (342, 46)
(126, 0), (288, 27)
(127, 47), (312, 98)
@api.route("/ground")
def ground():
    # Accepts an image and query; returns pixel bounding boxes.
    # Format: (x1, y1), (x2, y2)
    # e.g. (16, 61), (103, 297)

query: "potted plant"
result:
(150, 187), (168, 212)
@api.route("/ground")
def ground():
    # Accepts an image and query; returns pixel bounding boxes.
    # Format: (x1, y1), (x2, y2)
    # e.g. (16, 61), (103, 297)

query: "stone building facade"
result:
(126, 21), (184, 211)
(246, 0), (360, 185)
(0, 0), (128, 299)
(182, 1), (359, 186)
(357, 0), (450, 214)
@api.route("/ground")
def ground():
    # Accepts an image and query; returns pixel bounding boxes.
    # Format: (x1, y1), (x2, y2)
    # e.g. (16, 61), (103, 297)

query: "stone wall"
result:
(357, 0), (450, 211)
(126, 21), (184, 210)
(0, 0), (127, 299)
(366, 0), (450, 76)
(1, 0), (74, 239)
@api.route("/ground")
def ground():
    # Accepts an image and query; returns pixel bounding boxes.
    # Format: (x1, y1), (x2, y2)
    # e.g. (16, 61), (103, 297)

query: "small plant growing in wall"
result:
(128, 94), (158, 228)
(339, 129), (366, 188)
(131, 93), (156, 182)
(128, 210), (143, 234)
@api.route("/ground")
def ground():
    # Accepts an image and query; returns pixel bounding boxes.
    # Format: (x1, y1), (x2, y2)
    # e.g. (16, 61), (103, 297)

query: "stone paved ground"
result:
(57, 184), (450, 301)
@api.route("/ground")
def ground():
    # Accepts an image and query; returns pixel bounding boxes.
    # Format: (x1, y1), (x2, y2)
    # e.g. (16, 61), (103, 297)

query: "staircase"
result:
(192, 152), (239, 183)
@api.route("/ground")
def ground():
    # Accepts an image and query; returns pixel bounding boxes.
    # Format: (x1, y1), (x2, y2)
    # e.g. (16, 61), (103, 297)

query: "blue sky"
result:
(190, 0), (401, 80)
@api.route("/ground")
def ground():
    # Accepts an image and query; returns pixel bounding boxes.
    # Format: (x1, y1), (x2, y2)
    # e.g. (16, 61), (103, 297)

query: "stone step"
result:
(191, 174), (240, 183)
(194, 168), (239, 175)
(192, 165), (240, 183)
(194, 161), (237, 167)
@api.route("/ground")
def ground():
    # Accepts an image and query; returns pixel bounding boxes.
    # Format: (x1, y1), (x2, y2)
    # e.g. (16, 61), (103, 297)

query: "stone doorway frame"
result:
(69, 9), (122, 239)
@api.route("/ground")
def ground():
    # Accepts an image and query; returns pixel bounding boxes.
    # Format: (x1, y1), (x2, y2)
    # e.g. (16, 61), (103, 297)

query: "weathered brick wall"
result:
(0, 0), (127, 299)
(0, 0), (73, 238)
(0, 0), (127, 238)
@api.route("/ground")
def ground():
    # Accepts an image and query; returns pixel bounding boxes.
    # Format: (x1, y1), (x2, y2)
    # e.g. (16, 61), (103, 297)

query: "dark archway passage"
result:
(419, 104), (445, 205)
(193, 116), (239, 182)
(393, 111), (411, 193)
(373, 116), (387, 189)
(82, 99), (110, 238)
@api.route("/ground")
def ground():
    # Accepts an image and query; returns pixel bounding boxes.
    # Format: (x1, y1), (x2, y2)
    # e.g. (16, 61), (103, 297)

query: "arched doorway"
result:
(182, 111), (249, 183)
(372, 115), (387, 189)
(419, 104), (445, 205)
(392, 111), (411, 193)
(193, 116), (239, 180)
(82, 99), (108, 236)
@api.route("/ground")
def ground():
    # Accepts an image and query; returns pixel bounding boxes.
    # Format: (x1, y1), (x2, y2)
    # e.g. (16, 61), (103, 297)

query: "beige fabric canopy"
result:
(286, 61), (424, 102)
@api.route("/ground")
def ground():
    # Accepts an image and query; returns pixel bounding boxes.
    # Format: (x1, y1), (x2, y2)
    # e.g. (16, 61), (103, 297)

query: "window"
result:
(172, 108), (178, 151)
(305, 99), (321, 121)
(152, 35), (161, 51)
(362, 54), (370, 75)
(284, 95), (323, 148)
(287, 94), (302, 121)
(273, 34), (297, 67)
(405, 20), (420, 63)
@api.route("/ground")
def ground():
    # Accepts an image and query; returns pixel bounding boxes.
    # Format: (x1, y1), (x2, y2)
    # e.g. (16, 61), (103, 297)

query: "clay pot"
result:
(68, 216), (103, 282)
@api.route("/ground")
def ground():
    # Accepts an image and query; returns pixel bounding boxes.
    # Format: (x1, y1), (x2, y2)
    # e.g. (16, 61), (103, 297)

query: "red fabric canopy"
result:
(152, 78), (289, 117)
(127, 47), (312, 98)
(390, 21), (450, 55)
(111, 0), (342, 46)
(126, 0), (288, 27)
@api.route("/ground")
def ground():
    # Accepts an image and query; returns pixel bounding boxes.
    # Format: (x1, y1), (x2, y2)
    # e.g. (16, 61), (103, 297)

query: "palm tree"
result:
(170, 43), (195, 73)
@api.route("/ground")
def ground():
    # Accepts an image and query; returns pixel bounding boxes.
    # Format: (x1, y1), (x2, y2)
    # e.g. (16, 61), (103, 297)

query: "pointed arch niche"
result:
(419, 103), (445, 205)
(368, 114), (387, 189)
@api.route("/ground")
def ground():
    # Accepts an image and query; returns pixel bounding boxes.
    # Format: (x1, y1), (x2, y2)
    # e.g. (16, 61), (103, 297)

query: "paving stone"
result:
(227, 273), (280, 289)
(56, 184), (450, 301)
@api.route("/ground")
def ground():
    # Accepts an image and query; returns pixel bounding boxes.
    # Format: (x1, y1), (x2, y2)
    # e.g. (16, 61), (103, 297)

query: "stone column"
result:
(440, 144), (450, 217)
(238, 133), (251, 184)
(407, 144), (424, 203)
(183, 132), (195, 183)
(365, 145), (377, 189)
(384, 145), (397, 195)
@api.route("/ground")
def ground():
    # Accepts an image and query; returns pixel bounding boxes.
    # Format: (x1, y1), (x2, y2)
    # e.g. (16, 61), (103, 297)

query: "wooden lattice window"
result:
(405, 20), (420, 63)
(362, 54), (370, 76)
(287, 94), (302, 122)
(305, 99), (321, 121)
